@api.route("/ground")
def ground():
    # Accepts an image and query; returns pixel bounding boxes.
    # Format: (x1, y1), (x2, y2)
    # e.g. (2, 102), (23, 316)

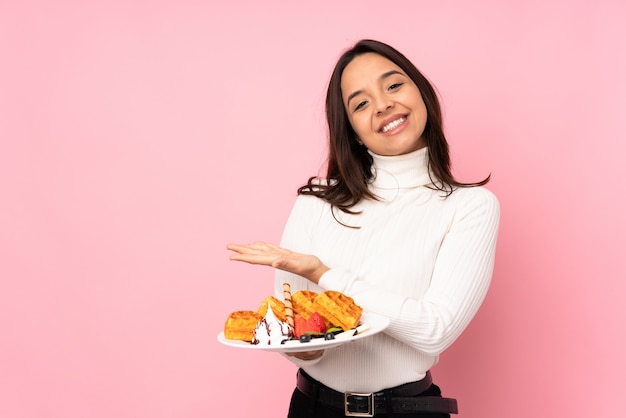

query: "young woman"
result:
(227, 39), (500, 417)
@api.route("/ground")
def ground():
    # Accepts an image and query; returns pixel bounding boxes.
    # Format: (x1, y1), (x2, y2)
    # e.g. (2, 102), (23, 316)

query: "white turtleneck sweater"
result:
(274, 147), (500, 393)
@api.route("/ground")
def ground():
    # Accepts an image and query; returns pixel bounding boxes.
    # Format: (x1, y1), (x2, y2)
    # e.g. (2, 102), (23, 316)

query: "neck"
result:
(368, 147), (432, 190)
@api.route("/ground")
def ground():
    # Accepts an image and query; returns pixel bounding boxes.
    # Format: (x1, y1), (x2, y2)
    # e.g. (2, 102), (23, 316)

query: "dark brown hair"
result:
(299, 39), (489, 213)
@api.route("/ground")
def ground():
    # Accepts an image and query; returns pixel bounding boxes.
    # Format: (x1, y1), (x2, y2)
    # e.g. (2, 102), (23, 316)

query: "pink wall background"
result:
(1, 1), (624, 417)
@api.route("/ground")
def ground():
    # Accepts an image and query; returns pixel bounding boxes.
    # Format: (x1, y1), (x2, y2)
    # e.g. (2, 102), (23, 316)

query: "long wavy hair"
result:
(299, 39), (489, 215)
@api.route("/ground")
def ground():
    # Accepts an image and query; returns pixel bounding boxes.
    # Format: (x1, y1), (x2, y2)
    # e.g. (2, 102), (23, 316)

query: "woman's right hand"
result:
(227, 242), (330, 284)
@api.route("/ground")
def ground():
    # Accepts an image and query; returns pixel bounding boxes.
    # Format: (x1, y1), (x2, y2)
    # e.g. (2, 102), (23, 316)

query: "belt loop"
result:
(383, 389), (393, 418)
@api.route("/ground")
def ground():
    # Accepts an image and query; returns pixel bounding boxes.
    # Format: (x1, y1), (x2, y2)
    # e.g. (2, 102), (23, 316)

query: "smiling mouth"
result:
(380, 117), (407, 133)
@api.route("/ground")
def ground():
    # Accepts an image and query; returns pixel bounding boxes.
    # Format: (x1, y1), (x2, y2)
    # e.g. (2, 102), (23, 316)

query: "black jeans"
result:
(287, 381), (451, 418)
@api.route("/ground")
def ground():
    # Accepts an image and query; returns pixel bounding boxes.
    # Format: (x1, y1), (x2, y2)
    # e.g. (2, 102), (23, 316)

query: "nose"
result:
(375, 95), (393, 114)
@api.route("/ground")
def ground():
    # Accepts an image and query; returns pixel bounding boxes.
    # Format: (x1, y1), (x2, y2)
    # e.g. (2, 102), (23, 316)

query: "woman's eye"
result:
(354, 101), (367, 111)
(389, 83), (403, 91)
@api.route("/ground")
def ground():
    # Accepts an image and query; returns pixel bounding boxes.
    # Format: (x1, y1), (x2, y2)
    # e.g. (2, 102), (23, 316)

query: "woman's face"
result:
(341, 53), (427, 156)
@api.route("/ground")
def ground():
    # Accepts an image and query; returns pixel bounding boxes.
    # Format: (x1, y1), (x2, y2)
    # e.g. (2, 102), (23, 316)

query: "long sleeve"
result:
(274, 195), (328, 298)
(272, 147), (500, 392)
(319, 187), (499, 355)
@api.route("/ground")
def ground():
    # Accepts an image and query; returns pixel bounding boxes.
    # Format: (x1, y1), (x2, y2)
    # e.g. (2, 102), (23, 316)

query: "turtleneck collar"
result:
(368, 147), (433, 190)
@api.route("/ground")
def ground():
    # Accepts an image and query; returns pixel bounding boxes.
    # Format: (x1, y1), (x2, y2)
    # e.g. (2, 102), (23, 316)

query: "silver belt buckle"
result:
(344, 391), (374, 417)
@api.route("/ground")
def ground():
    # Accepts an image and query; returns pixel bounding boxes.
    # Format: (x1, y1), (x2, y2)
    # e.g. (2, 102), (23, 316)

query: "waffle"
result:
(257, 296), (287, 322)
(291, 290), (318, 320)
(223, 310), (263, 342)
(313, 290), (362, 331)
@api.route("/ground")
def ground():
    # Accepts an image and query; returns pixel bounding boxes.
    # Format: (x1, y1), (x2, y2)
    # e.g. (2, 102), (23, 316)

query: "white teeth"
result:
(381, 117), (406, 133)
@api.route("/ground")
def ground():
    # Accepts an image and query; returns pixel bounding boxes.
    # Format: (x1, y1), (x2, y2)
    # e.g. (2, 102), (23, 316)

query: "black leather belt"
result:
(296, 369), (458, 416)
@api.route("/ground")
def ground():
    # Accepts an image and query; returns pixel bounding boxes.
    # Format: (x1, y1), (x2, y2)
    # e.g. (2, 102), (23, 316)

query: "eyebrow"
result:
(346, 70), (404, 106)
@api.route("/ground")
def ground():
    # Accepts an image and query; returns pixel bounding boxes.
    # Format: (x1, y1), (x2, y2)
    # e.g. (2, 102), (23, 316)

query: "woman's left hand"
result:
(226, 242), (329, 284)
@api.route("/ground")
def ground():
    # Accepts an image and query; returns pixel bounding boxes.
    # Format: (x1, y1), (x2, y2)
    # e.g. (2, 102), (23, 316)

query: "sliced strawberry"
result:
(294, 314), (307, 338)
(305, 312), (327, 334)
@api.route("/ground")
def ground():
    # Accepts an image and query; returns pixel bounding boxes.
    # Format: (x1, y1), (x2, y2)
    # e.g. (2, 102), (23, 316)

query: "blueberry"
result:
(324, 333), (335, 340)
(299, 334), (311, 343)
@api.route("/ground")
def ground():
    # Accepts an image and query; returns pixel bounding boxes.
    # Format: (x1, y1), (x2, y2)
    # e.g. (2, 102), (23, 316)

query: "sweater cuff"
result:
(318, 267), (351, 293)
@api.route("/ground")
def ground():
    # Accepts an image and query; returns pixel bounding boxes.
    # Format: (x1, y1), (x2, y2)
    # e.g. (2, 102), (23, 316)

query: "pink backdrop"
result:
(1, 1), (625, 417)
